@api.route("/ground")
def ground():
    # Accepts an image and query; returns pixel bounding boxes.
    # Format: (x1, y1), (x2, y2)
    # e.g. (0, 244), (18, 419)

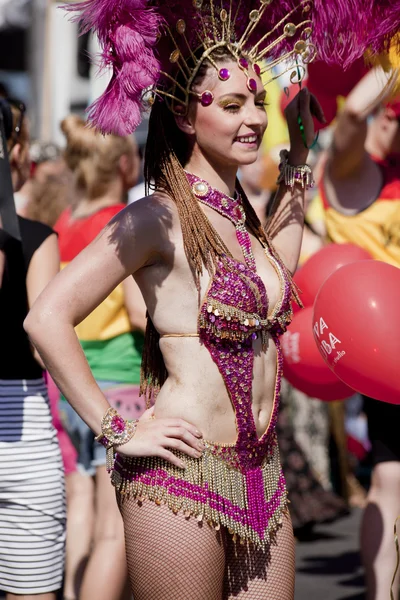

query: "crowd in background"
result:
(0, 60), (399, 600)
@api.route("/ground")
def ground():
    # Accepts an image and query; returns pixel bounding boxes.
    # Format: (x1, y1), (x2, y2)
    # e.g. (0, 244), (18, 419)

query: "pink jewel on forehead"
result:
(218, 68), (231, 81)
(253, 64), (261, 77)
(247, 78), (257, 93)
(200, 90), (214, 106)
(239, 57), (249, 70)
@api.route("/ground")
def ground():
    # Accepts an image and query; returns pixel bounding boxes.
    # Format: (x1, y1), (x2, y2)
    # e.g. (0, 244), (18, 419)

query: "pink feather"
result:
(154, 0), (400, 78)
(65, 0), (162, 134)
(65, 0), (400, 135)
(87, 74), (142, 135)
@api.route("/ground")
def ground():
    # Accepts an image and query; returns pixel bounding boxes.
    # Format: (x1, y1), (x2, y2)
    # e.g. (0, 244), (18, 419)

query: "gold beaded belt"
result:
(112, 434), (288, 550)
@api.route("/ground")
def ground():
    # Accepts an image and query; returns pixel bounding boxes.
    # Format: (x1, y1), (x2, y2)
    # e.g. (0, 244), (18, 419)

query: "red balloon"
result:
(294, 244), (372, 308)
(282, 307), (346, 385)
(285, 370), (354, 402)
(313, 261), (400, 404)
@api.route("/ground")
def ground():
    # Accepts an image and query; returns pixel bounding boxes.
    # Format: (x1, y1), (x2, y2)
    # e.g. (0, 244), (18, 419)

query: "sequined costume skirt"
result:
(112, 433), (288, 550)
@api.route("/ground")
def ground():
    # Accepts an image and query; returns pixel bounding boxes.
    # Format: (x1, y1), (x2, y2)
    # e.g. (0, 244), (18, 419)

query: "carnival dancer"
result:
(25, 1), (400, 598)
(320, 67), (400, 600)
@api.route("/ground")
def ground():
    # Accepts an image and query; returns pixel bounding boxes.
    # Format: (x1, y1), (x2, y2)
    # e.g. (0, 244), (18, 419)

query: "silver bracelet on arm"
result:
(276, 149), (314, 191)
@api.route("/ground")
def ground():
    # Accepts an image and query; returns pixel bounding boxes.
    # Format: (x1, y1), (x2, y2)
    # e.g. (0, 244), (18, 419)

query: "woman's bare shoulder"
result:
(115, 191), (177, 229)
(105, 191), (179, 268)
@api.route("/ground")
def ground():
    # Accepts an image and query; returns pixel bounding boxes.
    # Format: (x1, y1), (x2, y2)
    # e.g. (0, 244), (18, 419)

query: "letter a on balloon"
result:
(320, 318), (328, 335)
(329, 332), (341, 349)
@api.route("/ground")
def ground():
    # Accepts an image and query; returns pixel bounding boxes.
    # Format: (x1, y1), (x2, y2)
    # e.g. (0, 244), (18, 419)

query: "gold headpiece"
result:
(155, 0), (316, 114)
(67, 0), (400, 136)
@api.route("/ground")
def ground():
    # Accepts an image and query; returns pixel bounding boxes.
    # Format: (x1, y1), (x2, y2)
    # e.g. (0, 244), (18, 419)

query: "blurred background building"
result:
(0, 0), (149, 146)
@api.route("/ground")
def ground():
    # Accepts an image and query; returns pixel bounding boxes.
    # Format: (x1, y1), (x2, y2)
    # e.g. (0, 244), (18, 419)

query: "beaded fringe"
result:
(112, 440), (288, 551)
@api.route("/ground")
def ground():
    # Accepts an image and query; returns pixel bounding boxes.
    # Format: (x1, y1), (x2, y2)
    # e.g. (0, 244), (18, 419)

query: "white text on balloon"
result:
(313, 318), (345, 363)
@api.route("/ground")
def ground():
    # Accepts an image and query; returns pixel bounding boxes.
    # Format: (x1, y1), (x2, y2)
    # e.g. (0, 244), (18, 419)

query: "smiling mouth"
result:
(234, 134), (258, 144)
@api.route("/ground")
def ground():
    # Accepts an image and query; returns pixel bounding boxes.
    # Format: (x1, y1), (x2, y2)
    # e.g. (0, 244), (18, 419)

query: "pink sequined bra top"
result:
(186, 172), (293, 470)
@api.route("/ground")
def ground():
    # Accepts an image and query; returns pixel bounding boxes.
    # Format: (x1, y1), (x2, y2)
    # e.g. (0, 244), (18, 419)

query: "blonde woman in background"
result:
(55, 115), (145, 600)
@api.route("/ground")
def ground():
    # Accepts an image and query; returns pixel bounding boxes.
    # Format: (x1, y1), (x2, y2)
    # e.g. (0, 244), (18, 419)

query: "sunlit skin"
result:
(25, 57), (322, 469)
(150, 63), (282, 444)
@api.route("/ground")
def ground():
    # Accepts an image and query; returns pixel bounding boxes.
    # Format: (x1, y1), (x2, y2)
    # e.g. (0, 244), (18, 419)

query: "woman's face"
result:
(187, 59), (268, 169)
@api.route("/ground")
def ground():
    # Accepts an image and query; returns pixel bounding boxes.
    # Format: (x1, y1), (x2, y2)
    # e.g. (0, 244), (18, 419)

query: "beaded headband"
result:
(66, 0), (400, 135)
(155, 0), (315, 114)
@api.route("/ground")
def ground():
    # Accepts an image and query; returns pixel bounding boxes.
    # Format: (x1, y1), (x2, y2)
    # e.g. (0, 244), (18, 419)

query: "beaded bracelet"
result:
(95, 407), (139, 472)
(276, 149), (314, 191)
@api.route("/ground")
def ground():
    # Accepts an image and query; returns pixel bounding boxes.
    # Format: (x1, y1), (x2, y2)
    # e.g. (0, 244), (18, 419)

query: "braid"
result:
(160, 151), (228, 287)
(140, 314), (168, 404)
(141, 145), (229, 403)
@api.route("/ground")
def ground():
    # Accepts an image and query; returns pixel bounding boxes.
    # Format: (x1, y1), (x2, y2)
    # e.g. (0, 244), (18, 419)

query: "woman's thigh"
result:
(119, 495), (226, 600)
(223, 512), (295, 600)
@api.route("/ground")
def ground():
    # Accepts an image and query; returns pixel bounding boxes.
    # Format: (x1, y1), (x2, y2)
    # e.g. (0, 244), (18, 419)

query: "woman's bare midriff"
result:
(154, 334), (278, 443)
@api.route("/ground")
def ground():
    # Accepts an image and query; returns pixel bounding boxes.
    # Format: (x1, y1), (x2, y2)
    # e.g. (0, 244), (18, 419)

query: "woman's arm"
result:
(328, 67), (397, 180)
(122, 275), (146, 332)
(26, 233), (60, 369)
(266, 88), (324, 274)
(25, 206), (148, 433)
(24, 199), (203, 467)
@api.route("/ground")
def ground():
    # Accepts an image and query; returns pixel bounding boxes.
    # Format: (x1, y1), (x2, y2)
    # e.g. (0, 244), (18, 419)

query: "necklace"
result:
(186, 171), (257, 272)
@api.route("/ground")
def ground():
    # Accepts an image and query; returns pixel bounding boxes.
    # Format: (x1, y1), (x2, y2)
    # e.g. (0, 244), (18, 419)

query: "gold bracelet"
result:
(276, 149), (314, 191)
(95, 407), (138, 472)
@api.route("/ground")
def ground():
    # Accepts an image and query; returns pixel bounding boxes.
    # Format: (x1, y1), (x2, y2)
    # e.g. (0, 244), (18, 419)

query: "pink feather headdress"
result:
(66, 0), (400, 135)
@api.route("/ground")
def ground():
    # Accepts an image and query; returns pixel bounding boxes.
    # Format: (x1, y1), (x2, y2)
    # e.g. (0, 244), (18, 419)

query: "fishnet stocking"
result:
(118, 495), (295, 600)
(119, 495), (225, 600)
(223, 513), (295, 599)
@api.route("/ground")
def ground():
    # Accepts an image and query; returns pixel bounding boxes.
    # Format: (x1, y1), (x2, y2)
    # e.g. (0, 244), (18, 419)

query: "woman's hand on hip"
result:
(116, 407), (205, 469)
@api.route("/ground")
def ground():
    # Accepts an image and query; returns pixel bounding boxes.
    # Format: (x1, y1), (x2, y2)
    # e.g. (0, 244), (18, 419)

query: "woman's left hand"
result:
(284, 88), (326, 163)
